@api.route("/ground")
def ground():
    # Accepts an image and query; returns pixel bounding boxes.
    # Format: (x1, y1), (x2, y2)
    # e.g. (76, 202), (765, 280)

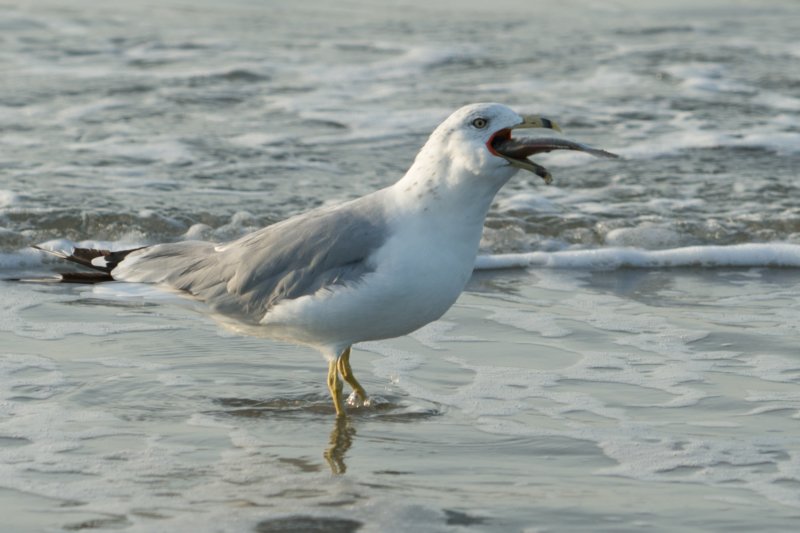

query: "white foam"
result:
(664, 62), (754, 95)
(662, 61), (800, 117)
(70, 138), (196, 166)
(736, 131), (800, 155)
(302, 43), (485, 85)
(644, 197), (706, 213)
(494, 192), (562, 214)
(754, 92), (800, 112)
(36, 238), (145, 254)
(475, 243), (800, 271)
(228, 132), (289, 148)
(182, 223), (213, 240)
(617, 128), (733, 159)
(0, 189), (18, 208)
(8, 240), (800, 286)
(604, 224), (685, 249)
(615, 118), (800, 158)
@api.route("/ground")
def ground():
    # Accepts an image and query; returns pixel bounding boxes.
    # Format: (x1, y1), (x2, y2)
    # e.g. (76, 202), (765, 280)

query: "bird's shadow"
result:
(206, 395), (441, 474)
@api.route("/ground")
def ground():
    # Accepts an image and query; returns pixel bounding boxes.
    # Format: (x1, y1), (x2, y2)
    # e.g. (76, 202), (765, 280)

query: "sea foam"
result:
(0, 189), (18, 207)
(5, 243), (800, 278)
(474, 243), (800, 271)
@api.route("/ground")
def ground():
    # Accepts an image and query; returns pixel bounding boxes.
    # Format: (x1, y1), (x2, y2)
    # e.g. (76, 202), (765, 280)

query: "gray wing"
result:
(113, 193), (389, 322)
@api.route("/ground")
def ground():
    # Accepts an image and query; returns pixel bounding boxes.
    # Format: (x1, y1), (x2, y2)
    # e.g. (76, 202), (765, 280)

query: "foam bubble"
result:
(0, 190), (18, 208)
(228, 132), (290, 148)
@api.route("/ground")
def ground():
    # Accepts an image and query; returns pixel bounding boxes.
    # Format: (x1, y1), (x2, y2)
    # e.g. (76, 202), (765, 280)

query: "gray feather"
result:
(115, 192), (389, 322)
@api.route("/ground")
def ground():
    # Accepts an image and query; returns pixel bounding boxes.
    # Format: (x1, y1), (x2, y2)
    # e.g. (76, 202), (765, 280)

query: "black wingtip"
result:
(28, 244), (147, 284)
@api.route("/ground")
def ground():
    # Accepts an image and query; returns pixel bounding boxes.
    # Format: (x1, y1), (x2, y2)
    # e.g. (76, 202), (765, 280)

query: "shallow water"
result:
(2, 268), (800, 532)
(2, 0), (800, 531)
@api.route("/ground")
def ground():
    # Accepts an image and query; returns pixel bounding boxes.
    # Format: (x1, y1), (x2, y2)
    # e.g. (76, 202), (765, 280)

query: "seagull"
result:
(35, 103), (617, 416)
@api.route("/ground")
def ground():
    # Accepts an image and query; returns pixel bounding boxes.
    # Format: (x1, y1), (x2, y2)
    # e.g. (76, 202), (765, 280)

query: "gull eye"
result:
(471, 117), (488, 129)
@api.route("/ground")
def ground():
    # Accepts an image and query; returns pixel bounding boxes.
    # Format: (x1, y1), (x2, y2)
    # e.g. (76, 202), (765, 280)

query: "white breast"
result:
(260, 207), (483, 350)
(260, 146), (505, 352)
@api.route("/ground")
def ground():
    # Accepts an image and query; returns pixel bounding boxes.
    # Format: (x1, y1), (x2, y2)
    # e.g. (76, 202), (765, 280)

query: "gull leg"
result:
(336, 346), (368, 404)
(327, 358), (345, 416)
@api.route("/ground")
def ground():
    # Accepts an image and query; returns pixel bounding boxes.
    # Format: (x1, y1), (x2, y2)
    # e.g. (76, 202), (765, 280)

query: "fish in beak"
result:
(489, 114), (619, 184)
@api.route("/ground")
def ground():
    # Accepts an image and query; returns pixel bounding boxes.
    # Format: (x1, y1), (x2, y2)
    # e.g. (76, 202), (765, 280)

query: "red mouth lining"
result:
(487, 128), (512, 157)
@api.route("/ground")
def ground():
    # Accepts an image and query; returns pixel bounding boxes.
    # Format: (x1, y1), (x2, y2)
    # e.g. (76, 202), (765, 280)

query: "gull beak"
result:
(515, 114), (562, 133)
(489, 114), (618, 184)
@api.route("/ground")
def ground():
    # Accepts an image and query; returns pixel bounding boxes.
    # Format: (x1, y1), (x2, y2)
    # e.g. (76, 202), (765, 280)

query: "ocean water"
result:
(1, 0), (799, 531)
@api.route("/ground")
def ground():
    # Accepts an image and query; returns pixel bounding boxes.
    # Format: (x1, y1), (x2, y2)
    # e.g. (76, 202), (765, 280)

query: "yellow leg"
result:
(327, 358), (345, 416)
(336, 346), (368, 403)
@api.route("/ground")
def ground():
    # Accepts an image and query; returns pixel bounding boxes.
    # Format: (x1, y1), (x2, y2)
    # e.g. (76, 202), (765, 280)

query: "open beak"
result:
(489, 114), (619, 184)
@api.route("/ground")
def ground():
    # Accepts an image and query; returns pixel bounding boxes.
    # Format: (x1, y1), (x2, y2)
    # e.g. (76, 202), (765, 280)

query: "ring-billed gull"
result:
(35, 103), (617, 416)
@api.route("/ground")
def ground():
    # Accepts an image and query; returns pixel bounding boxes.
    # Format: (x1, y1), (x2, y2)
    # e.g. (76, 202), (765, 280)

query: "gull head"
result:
(416, 102), (617, 187)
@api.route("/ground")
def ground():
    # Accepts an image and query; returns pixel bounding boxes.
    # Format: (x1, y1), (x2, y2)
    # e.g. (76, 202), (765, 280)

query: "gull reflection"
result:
(324, 415), (355, 474)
